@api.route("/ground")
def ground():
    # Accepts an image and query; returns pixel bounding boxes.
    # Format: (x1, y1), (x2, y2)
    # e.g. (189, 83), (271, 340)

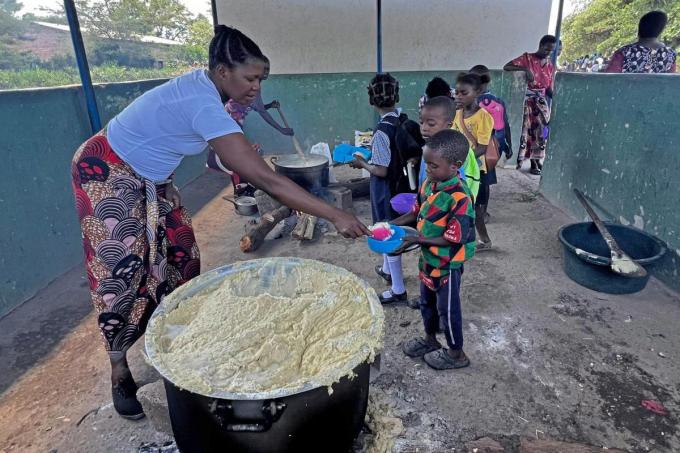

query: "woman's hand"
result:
(165, 183), (182, 208)
(330, 210), (371, 238)
(209, 133), (370, 237)
(524, 69), (535, 82)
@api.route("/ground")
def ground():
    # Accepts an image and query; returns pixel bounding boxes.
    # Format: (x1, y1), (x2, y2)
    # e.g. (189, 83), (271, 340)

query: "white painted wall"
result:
(216, 0), (552, 74)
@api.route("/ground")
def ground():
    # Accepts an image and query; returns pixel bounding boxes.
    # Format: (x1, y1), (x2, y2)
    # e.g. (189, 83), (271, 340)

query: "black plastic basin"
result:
(558, 222), (666, 294)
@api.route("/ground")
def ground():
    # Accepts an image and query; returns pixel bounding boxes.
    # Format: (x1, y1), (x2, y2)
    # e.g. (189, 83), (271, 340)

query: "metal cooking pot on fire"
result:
(270, 154), (329, 191)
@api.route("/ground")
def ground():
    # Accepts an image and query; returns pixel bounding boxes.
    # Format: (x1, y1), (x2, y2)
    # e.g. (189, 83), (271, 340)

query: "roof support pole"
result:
(64, 0), (101, 133)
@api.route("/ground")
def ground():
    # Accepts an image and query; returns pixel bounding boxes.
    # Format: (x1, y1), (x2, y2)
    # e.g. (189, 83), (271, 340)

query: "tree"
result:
(184, 15), (211, 58)
(561, 0), (680, 62)
(0, 0), (22, 15)
(142, 0), (192, 41)
(48, 0), (192, 41)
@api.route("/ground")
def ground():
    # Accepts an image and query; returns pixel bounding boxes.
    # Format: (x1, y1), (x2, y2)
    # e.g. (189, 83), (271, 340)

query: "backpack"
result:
(379, 113), (425, 195)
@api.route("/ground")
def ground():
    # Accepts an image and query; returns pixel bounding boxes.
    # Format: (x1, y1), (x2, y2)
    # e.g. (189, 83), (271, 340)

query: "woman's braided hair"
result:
(209, 25), (267, 70)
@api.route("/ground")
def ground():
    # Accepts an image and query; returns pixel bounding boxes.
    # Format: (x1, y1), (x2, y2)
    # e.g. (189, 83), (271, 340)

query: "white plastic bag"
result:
(310, 142), (337, 183)
(354, 131), (373, 179)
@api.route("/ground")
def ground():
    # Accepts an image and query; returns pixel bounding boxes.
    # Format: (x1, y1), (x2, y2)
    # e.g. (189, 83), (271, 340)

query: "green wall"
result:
(243, 70), (526, 155)
(540, 72), (680, 291)
(0, 80), (207, 316)
(0, 70), (526, 316)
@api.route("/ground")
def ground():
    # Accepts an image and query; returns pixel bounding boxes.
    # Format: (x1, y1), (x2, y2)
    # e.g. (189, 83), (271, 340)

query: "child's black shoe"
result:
(374, 265), (392, 284)
(379, 290), (407, 304)
(424, 349), (470, 370)
(402, 337), (441, 358)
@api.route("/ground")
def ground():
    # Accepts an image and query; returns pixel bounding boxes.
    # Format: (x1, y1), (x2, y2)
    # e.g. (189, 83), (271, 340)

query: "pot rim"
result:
(270, 154), (328, 170)
(145, 257), (384, 400)
(557, 221), (667, 267)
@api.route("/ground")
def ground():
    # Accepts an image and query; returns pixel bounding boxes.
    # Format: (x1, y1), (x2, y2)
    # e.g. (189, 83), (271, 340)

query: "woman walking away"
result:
(71, 25), (368, 420)
(606, 11), (676, 74)
(504, 35), (557, 176)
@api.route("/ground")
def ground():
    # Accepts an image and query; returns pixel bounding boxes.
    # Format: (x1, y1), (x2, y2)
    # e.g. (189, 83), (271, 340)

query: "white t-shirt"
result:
(107, 69), (242, 181)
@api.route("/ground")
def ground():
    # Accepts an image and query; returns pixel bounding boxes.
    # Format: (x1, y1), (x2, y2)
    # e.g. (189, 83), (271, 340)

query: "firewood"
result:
(239, 206), (291, 252)
(303, 215), (318, 240)
(291, 213), (309, 240)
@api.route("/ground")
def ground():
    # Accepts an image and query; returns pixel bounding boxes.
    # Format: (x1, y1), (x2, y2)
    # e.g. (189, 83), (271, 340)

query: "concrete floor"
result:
(1, 168), (679, 453)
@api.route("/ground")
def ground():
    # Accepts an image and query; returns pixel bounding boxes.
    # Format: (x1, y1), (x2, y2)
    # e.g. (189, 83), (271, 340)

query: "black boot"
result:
(110, 352), (145, 420)
(112, 373), (145, 420)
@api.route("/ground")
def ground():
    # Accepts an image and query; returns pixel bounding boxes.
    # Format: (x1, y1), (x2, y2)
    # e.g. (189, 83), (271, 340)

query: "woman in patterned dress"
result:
(504, 35), (557, 175)
(71, 25), (369, 420)
(605, 10), (677, 74)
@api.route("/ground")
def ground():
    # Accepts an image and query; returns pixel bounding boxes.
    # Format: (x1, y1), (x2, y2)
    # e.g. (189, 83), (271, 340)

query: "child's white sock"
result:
(382, 254), (390, 274)
(387, 255), (405, 294)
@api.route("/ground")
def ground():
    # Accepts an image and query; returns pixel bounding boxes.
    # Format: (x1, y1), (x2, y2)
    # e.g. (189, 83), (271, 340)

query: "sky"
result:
(21, 0), (576, 30)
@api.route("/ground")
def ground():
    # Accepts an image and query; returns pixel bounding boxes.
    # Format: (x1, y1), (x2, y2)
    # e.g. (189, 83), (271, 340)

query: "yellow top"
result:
(452, 108), (494, 172)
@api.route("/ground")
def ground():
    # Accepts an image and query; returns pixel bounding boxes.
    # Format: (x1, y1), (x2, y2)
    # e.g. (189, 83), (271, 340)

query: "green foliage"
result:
(561, 0), (680, 62)
(0, 63), (186, 89)
(50, 0), (192, 41)
(0, 45), (40, 70)
(173, 15), (212, 64)
(0, 8), (26, 38)
(90, 41), (157, 68)
(141, 0), (192, 41)
(0, 0), (209, 89)
(0, 0), (22, 15)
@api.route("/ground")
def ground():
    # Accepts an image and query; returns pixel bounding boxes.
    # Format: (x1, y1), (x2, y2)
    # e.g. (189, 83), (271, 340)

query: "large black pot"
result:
(558, 222), (666, 294)
(145, 258), (384, 453)
(164, 361), (370, 453)
(270, 155), (329, 191)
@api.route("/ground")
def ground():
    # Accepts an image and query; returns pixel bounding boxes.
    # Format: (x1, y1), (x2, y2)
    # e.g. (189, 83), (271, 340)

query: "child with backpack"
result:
(453, 72), (495, 251)
(469, 65), (512, 223)
(470, 65), (512, 161)
(351, 73), (422, 304)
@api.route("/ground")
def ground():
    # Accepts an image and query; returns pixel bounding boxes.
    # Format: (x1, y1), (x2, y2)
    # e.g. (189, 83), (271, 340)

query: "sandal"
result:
(476, 240), (493, 252)
(529, 167), (542, 176)
(402, 337), (442, 358)
(374, 265), (392, 284)
(424, 349), (470, 370)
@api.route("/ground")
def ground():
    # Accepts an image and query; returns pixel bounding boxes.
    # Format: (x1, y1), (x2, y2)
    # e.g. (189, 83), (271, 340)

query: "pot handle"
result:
(221, 196), (237, 207)
(209, 399), (286, 432)
(270, 156), (278, 165)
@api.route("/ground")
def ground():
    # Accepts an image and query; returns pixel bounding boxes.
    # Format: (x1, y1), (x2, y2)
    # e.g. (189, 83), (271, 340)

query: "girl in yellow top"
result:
(453, 72), (494, 251)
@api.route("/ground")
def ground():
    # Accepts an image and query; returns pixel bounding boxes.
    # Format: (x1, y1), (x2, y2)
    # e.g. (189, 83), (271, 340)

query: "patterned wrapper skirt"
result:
(519, 94), (551, 161)
(71, 132), (200, 354)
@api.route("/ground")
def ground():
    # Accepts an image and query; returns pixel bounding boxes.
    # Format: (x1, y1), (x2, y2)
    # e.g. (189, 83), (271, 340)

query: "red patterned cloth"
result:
(511, 52), (555, 94)
(72, 132), (200, 353)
